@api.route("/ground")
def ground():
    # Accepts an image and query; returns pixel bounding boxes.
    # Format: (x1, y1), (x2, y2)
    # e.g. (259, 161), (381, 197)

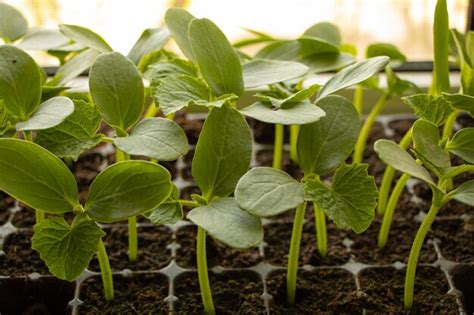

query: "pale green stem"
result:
(273, 124), (284, 169)
(441, 111), (457, 191)
(197, 227), (215, 315)
(145, 102), (159, 118)
(314, 202), (327, 257)
(286, 202), (307, 305)
(353, 85), (364, 116)
(97, 239), (114, 300)
(178, 199), (200, 208)
(289, 125), (300, 164)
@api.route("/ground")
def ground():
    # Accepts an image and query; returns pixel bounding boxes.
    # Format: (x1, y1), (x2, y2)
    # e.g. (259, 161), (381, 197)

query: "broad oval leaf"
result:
(239, 101), (325, 125)
(0, 45), (41, 119)
(165, 8), (196, 62)
(0, 3), (28, 42)
(298, 37), (339, 58)
(16, 96), (74, 131)
(17, 29), (69, 50)
(412, 119), (450, 170)
(114, 118), (189, 161)
(85, 161), (173, 223)
(235, 167), (304, 217)
(187, 197), (263, 249)
(59, 24), (112, 52)
(403, 94), (454, 126)
(446, 128), (474, 164)
(143, 201), (183, 225)
(192, 105), (252, 200)
(0, 139), (79, 213)
(298, 95), (360, 176)
(366, 43), (406, 67)
(450, 180), (474, 206)
(303, 22), (341, 47)
(255, 40), (301, 61)
(50, 48), (101, 86)
(128, 28), (170, 65)
(374, 139), (435, 185)
(317, 56), (389, 99)
(90, 52), (144, 131)
(32, 217), (105, 281)
(242, 59), (308, 88)
(189, 18), (244, 96)
(304, 163), (377, 233)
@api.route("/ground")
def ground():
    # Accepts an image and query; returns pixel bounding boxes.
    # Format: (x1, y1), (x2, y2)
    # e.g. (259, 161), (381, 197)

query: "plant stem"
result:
(378, 172), (410, 248)
(404, 194), (444, 309)
(353, 93), (388, 164)
(178, 199), (200, 208)
(286, 202), (307, 305)
(97, 239), (114, 300)
(128, 216), (138, 261)
(314, 202), (327, 257)
(145, 102), (159, 118)
(273, 124), (284, 169)
(289, 125), (299, 164)
(353, 85), (364, 116)
(35, 210), (45, 223)
(197, 226), (215, 315)
(442, 111), (457, 140)
(377, 128), (413, 215)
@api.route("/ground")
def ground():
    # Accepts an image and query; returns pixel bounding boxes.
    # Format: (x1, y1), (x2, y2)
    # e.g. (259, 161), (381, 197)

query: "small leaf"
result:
(255, 40), (301, 61)
(317, 56), (390, 99)
(192, 105), (252, 200)
(165, 8), (196, 62)
(50, 48), (101, 86)
(298, 37), (339, 58)
(366, 43), (406, 67)
(298, 95), (360, 176)
(403, 94), (454, 126)
(443, 93), (474, 117)
(59, 24), (112, 52)
(303, 22), (341, 47)
(114, 118), (189, 161)
(189, 18), (244, 96)
(304, 164), (377, 233)
(0, 45), (42, 120)
(242, 58), (308, 88)
(16, 96), (74, 131)
(32, 217), (105, 281)
(0, 3), (28, 42)
(17, 29), (69, 51)
(187, 197), (263, 249)
(374, 139), (435, 185)
(128, 28), (170, 65)
(145, 58), (197, 83)
(239, 100), (325, 125)
(36, 100), (102, 161)
(90, 52), (144, 131)
(302, 52), (355, 74)
(449, 180), (474, 206)
(257, 84), (320, 109)
(235, 167), (304, 217)
(412, 119), (450, 170)
(446, 128), (474, 164)
(143, 202), (183, 225)
(85, 161), (173, 223)
(0, 139), (79, 213)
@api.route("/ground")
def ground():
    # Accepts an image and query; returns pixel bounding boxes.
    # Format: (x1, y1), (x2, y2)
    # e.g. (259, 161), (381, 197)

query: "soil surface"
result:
(431, 219), (474, 262)
(451, 264), (474, 314)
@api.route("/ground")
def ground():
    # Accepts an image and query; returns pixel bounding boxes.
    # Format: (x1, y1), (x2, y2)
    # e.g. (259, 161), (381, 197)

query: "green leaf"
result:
(189, 18), (244, 96)
(432, 0), (450, 94)
(85, 161), (173, 223)
(127, 28), (170, 65)
(412, 120), (450, 170)
(143, 202), (183, 225)
(0, 3), (28, 42)
(302, 52), (355, 74)
(59, 24), (112, 52)
(303, 22), (341, 47)
(366, 43), (406, 67)
(164, 8), (196, 62)
(257, 84), (320, 109)
(255, 40), (301, 61)
(187, 197), (263, 249)
(446, 128), (474, 164)
(192, 105), (252, 200)
(239, 100), (325, 125)
(298, 95), (360, 176)
(443, 93), (474, 117)
(317, 56), (390, 99)
(17, 29), (69, 50)
(114, 118), (189, 161)
(36, 100), (102, 161)
(90, 52), (144, 131)
(50, 48), (101, 86)
(154, 74), (211, 115)
(374, 139), (435, 185)
(303, 163), (377, 233)
(15, 96), (74, 131)
(403, 94), (454, 126)
(298, 37), (339, 58)
(449, 180), (474, 206)
(145, 58), (197, 83)
(194, 94), (238, 108)
(0, 45), (42, 120)
(386, 66), (419, 96)
(32, 217), (105, 281)
(235, 167), (304, 217)
(242, 59), (308, 88)
(0, 139), (79, 213)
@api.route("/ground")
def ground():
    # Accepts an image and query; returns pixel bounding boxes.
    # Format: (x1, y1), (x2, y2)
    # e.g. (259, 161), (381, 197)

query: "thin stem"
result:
(128, 216), (138, 261)
(289, 125), (299, 164)
(23, 130), (33, 142)
(314, 202), (327, 257)
(378, 173), (410, 248)
(353, 93), (388, 164)
(178, 199), (200, 208)
(286, 202), (307, 305)
(273, 124), (284, 169)
(145, 102), (159, 118)
(404, 195), (444, 309)
(35, 210), (45, 223)
(197, 227), (215, 315)
(442, 111), (457, 140)
(97, 239), (114, 300)
(377, 128), (413, 215)
(353, 85), (364, 116)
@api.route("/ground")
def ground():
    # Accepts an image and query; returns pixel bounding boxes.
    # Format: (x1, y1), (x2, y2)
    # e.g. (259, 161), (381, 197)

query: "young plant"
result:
(374, 119), (474, 309)
(0, 139), (175, 300)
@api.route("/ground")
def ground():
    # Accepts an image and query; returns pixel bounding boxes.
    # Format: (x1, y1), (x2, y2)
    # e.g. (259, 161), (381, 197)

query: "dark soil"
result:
(0, 191), (14, 225)
(451, 264), (474, 314)
(247, 118), (289, 144)
(359, 266), (459, 314)
(173, 271), (265, 314)
(266, 269), (362, 314)
(0, 276), (75, 315)
(78, 274), (169, 314)
(388, 118), (416, 142)
(88, 225), (173, 272)
(10, 206), (36, 228)
(175, 113), (204, 144)
(457, 113), (474, 128)
(255, 149), (304, 180)
(431, 219), (474, 262)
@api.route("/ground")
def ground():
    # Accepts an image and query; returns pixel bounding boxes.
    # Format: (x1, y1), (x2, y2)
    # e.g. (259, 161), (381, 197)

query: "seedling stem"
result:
(97, 238), (114, 300)
(353, 85), (364, 115)
(289, 125), (299, 163)
(314, 202), (327, 257)
(273, 124), (284, 169)
(197, 226), (215, 315)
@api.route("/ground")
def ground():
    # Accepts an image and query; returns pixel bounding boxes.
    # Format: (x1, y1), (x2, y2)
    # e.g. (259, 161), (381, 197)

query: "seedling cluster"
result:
(0, 0), (472, 313)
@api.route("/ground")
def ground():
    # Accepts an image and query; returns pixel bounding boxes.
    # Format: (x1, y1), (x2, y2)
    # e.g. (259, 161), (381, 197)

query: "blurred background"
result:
(1, 0), (472, 66)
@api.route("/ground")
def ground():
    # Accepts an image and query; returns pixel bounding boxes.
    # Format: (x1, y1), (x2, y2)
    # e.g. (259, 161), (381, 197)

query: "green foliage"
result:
(15, 96), (74, 131)
(59, 24), (112, 52)
(165, 8), (196, 62)
(403, 94), (454, 126)
(446, 128), (474, 163)
(242, 59), (308, 88)
(449, 180), (474, 206)
(128, 28), (170, 65)
(366, 43), (406, 67)
(50, 49), (101, 86)
(412, 120), (450, 172)
(0, 3), (28, 42)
